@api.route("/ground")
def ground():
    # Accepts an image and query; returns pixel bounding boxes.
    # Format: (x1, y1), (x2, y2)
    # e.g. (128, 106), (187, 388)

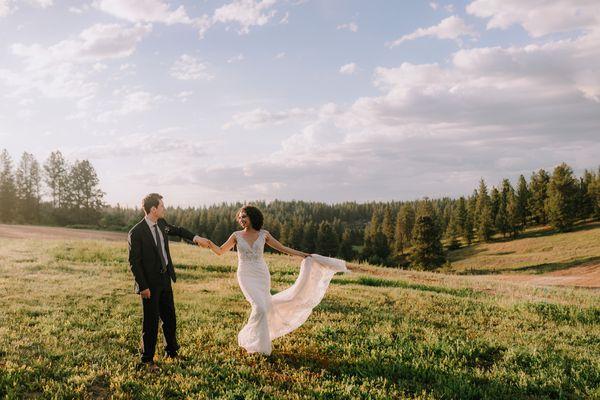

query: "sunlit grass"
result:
(0, 237), (599, 399)
(447, 222), (600, 275)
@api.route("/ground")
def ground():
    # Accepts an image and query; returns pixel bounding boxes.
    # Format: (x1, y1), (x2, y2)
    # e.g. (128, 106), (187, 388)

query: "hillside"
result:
(446, 222), (600, 288)
(0, 228), (598, 399)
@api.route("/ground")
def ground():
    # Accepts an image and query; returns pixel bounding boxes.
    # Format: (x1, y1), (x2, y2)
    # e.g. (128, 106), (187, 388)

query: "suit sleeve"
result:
(128, 229), (148, 292)
(161, 219), (196, 242)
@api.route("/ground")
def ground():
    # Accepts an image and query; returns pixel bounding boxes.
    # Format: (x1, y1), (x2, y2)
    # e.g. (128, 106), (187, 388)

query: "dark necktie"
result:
(154, 224), (168, 273)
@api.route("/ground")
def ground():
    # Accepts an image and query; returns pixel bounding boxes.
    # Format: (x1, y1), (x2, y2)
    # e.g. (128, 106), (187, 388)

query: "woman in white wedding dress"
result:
(206, 205), (348, 355)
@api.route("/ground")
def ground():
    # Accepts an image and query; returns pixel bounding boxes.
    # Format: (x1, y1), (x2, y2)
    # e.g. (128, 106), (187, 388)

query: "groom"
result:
(128, 193), (207, 368)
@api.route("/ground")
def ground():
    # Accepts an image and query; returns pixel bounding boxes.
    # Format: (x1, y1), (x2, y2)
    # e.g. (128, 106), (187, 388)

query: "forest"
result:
(1, 149), (599, 269)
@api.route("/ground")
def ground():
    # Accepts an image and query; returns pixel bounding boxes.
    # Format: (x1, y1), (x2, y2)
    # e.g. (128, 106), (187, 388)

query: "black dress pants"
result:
(140, 281), (179, 362)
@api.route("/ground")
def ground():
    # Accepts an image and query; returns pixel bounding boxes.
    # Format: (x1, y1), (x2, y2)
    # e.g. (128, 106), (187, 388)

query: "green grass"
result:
(447, 222), (600, 275)
(0, 237), (599, 399)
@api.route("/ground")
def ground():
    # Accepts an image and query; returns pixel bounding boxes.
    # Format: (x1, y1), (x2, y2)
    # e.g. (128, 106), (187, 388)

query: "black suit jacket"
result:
(128, 218), (196, 293)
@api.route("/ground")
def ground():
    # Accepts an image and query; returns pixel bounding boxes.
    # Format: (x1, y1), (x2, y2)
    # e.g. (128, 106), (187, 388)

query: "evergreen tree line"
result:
(0, 149), (105, 225)
(2, 151), (598, 270)
(101, 162), (600, 270)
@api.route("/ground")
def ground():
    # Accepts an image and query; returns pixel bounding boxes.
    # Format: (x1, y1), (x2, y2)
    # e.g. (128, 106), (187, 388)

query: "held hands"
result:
(193, 236), (210, 248)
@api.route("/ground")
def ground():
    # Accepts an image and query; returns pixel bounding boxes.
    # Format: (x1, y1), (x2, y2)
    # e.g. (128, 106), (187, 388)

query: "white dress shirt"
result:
(144, 216), (169, 266)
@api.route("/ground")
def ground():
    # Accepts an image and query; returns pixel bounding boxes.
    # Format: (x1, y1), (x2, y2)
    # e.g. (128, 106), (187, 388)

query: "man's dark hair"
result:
(142, 193), (163, 214)
(238, 205), (264, 230)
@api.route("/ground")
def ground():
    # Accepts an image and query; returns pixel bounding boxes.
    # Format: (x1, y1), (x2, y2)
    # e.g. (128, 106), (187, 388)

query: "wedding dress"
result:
(234, 229), (348, 355)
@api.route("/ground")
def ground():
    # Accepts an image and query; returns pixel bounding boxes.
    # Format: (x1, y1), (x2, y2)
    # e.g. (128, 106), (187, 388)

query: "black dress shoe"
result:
(137, 361), (159, 371)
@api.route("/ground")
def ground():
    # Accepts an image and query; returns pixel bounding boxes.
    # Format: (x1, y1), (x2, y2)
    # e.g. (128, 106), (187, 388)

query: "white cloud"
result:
(94, 0), (192, 24)
(11, 23), (151, 68)
(206, 28), (600, 201)
(337, 22), (358, 32)
(177, 90), (193, 103)
(75, 132), (206, 158)
(339, 62), (357, 75)
(92, 62), (107, 72)
(387, 16), (477, 47)
(227, 53), (245, 63)
(429, 2), (438, 10)
(0, 0), (12, 17)
(169, 54), (213, 81)
(0, 23), (150, 100)
(30, 0), (52, 7)
(68, 5), (90, 14)
(1, 0), (54, 17)
(274, 51), (285, 59)
(223, 106), (315, 129)
(94, 0), (213, 38)
(213, 0), (278, 34)
(97, 89), (163, 122)
(279, 11), (288, 24)
(467, 0), (600, 37)
(445, 4), (455, 13)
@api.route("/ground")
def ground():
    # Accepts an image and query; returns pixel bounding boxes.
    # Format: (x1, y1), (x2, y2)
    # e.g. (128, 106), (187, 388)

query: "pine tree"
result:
(576, 172), (594, 220)
(455, 197), (468, 243)
(515, 175), (530, 228)
(410, 215), (445, 270)
(475, 179), (493, 241)
(301, 221), (317, 253)
(15, 152), (41, 223)
(494, 203), (510, 237)
(465, 192), (477, 245)
(528, 169), (550, 225)
(445, 206), (461, 250)
(316, 221), (339, 257)
(337, 228), (355, 260)
(364, 210), (381, 243)
(490, 187), (501, 225)
(0, 149), (17, 223)
(393, 209), (405, 255)
(588, 169), (600, 219)
(362, 210), (381, 260)
(381, 207), (395, 247)
(69, 159), (105, 223)
(212, 219), (229, 245)
(398, 204), (415, 246)
(288, 218), (304, 249)
(506, 190), (521, 238)
(545, 163), (578, 231)
(43, 150), (69, 208)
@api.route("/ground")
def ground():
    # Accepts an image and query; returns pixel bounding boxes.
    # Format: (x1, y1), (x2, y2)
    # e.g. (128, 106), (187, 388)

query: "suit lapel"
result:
(157, 221), (171, 262)
(141, 219), (159, 252)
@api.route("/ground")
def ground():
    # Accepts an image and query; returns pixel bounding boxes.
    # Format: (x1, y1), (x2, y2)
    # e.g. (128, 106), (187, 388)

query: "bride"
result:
(206, 205), (347, 355)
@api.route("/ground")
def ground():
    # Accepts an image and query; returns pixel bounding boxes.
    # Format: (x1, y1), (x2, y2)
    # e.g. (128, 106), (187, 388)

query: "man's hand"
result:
(194, 236), (209, 248)
(140, 288), (151, 299)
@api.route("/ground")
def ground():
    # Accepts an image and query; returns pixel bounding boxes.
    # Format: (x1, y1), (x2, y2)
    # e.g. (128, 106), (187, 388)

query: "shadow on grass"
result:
(513, 221), (600, 241)
(269, 348), (570, 400)
(448, 221), (600, 263)
(458, 255), (600, 275)
(447, 246), (489, 263)
(332, 276), (480, 298)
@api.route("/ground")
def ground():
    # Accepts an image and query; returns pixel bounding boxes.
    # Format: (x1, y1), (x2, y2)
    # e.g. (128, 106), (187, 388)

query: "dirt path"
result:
(0, 224), (127, 241)
(486, 262), (600, 289)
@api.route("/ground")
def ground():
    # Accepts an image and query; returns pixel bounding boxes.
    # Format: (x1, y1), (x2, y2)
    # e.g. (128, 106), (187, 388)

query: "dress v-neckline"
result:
(239, 230), (261, 249)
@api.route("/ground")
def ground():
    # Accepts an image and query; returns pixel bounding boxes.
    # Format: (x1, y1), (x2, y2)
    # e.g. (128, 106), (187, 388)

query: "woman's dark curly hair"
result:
(238, 205), (264, 230)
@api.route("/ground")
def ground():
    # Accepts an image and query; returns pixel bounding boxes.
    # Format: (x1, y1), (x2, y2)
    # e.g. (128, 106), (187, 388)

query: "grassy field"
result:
(447, 222), (600, 276)
(0, 234), (599, 399)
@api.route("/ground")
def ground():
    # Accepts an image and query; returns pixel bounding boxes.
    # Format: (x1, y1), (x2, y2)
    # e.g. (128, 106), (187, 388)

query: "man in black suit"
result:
(128, 193), (208, 368)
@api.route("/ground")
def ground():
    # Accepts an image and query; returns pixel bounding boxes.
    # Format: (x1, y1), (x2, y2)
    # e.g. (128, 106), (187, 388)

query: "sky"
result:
(0, 0), (599, 207)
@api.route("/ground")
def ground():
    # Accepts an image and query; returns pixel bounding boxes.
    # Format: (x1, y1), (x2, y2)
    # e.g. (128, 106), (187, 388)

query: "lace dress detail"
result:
(234, 229), (348, 355)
